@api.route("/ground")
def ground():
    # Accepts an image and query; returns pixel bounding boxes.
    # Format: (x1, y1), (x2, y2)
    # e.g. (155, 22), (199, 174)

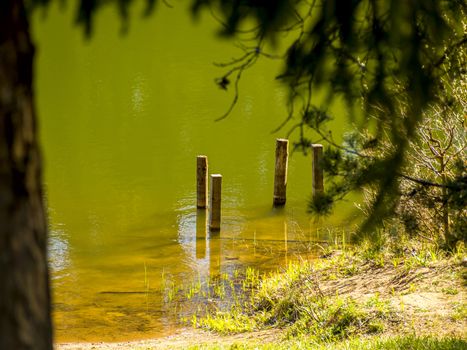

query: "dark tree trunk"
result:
(0, 1), (53, 349)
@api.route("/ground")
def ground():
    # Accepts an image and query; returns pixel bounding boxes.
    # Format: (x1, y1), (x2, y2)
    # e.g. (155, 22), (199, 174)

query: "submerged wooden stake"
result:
(197, 155), (208, 208)
(273, 139), (289, 206)
(209, 174), (222, 231)
(311, 144), (324, 196)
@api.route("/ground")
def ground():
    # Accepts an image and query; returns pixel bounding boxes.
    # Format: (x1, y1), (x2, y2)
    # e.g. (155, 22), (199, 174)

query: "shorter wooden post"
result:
(311, 144), (324, 196)
(197, 155), (208, 208)
(273, 139), (289, 206)
(209, 174), (222, 231)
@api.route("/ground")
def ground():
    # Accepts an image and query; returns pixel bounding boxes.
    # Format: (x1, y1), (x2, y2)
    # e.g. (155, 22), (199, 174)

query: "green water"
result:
(33, 3), (357, 342)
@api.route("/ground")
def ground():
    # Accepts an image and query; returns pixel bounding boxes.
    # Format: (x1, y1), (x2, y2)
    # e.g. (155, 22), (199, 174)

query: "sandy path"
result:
(56, 328), (280, 349)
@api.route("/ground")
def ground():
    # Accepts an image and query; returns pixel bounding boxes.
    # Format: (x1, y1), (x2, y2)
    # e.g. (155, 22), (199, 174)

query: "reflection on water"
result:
(35, 2), (358, 343)
(48, 194), (354, 341)
(130, 73), (147, 116)
(48, 188), (352, 342)
(196, 209), (207, 259)
(49, 227), (71, 278)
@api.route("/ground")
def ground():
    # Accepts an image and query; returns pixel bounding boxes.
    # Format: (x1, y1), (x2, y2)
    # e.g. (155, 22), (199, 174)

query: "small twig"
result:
(398, 173), (462, 190)
(162, 0), (174, 8)
(209, 5), (262, 35)
(433, 35), (467, 68)
(213, 51), (254, 68)
(315, 128), (368, 158)
(215, 54), (259, 121)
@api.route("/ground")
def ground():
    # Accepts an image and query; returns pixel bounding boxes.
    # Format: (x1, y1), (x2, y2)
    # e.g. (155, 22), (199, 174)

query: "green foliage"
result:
(355, 47), (466, 247)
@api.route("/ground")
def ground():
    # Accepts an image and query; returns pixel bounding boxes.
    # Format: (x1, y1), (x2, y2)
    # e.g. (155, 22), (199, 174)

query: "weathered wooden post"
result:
(311, 144), (324, 196)
(197, 155), (208, 208)
(273, 139), (289, 206)
(209, 174), (222, 231)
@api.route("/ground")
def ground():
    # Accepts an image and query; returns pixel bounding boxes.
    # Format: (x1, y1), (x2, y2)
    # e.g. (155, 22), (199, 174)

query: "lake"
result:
(33, 2), (357, 342)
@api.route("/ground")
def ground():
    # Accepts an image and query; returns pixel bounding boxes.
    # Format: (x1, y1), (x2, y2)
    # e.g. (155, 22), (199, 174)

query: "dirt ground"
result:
(55, 258), (466, 349)
(56, 329), (280, 349)
(319, 258), (466, 338)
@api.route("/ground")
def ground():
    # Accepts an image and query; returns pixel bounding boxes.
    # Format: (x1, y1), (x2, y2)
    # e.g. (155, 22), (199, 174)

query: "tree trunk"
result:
(0, 1), (53, 349)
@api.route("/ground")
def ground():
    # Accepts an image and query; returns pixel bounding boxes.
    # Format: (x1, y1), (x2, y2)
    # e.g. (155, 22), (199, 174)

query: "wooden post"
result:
(209, 174), (222, 231)
(197, 155), (208, 208)
(273, 139), (289, 206)
(311, 144), (324, 196)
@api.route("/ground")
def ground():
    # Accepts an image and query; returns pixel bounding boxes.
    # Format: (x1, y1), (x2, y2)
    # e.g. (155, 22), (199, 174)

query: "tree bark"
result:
(0, 1), (53, 349)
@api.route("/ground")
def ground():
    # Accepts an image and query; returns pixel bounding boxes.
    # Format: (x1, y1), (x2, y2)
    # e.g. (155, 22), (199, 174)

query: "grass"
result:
(193, 262), (397, 340)
(451, 302), (467, 321)
(186, 336), (467, 349)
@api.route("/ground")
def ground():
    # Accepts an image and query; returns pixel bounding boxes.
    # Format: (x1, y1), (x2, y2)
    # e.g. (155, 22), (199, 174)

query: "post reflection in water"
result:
(284, 220), (288, 266)
(208, 229), (221, 278)
(196, 209), (207, 260)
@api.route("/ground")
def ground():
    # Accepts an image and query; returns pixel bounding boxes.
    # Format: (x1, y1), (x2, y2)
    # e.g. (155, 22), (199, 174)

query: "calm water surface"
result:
(33, 3), (358, 342)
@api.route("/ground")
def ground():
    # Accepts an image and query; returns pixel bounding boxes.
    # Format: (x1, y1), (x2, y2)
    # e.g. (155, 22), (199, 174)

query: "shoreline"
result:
(55, 328), (281, 349)
(54, 248), (466, 349)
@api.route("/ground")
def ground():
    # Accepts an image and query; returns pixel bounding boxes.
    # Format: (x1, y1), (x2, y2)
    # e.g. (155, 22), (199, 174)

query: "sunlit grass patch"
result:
(184, 260), (397, 341)
(167, 235), (464, 347)
(450, 302), (467, 321)
(185, 336), (467, 350)
(196, 309), (259, 334)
